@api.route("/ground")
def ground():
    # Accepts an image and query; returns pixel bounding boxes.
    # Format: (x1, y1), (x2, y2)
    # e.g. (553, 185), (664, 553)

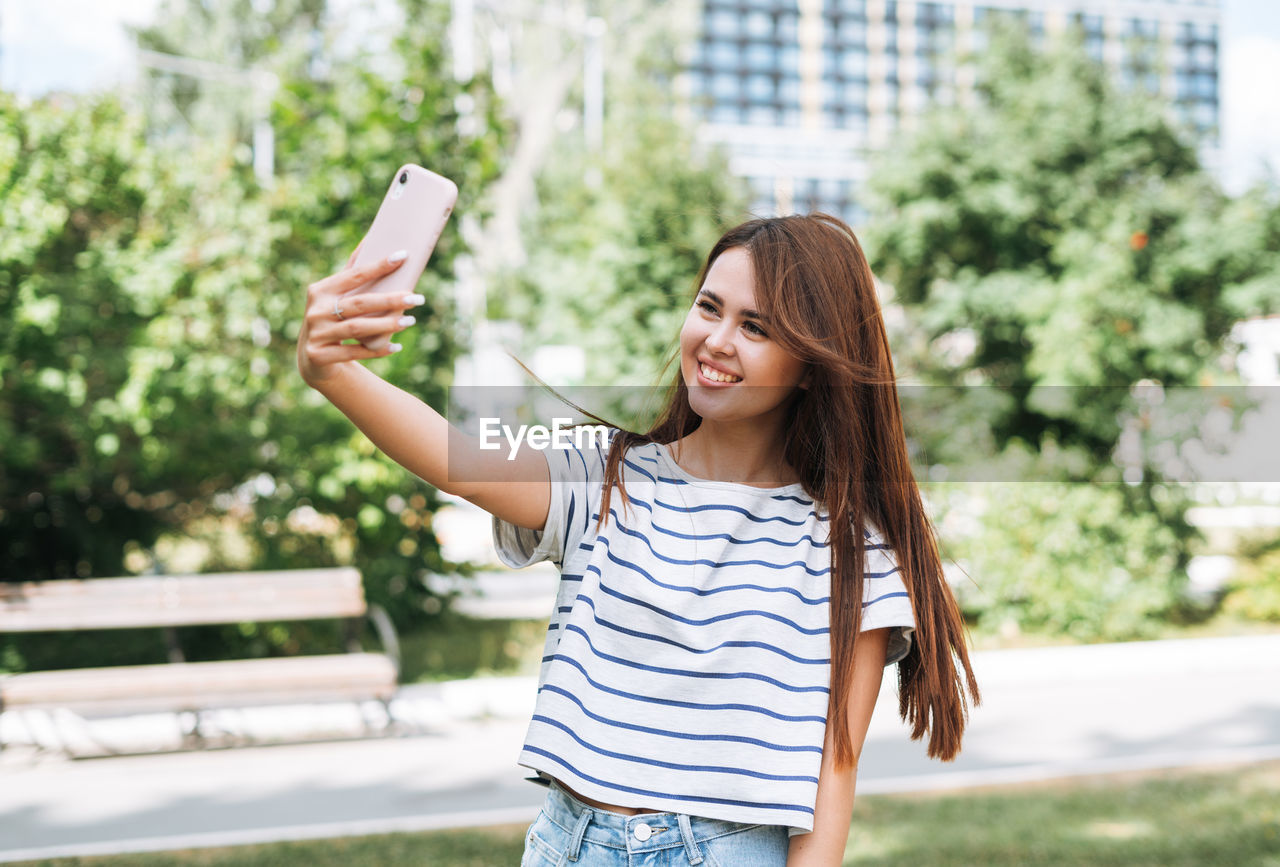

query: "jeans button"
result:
(633, 822), (652, 842)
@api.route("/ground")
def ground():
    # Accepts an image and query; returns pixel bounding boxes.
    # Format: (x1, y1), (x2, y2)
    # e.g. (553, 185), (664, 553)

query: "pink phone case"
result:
(349, 164), (458, 350)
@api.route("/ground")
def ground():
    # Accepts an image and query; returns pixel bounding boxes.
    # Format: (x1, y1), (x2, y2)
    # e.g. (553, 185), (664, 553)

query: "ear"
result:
(799, 367), (814, 390)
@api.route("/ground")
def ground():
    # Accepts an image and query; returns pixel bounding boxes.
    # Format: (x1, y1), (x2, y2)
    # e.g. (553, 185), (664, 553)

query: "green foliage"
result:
(1222, 541), (1280, 623)
(0, 0), (510, 674)
(866, 32), (1280, 465)
(250, 0), (509, 628)
(134, 0), (327, 147)
(936, 483), (1186, 641)
(0, 92), (279, 581)
(397, 617), (544, 683)
(491, 81), (751, 387)
(866, 31), (1280, 640)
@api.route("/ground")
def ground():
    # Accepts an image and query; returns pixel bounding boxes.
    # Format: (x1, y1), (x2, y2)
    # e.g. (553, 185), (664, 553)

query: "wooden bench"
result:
(0, 568), (400, 753)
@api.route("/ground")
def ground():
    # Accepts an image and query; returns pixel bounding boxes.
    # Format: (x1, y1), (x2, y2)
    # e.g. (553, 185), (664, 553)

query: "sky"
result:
(1, 0), (1278, 194)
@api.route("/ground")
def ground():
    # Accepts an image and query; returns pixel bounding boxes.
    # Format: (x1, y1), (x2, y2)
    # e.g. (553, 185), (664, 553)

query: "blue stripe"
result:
(604, 497), (829, 548)
(538, 684), (823, 754)
(563, 622), (830, 693)
(772, 493), (813, 505)
(529, 714), (819, 783)
(622, 457), (657, 482)
(563, 491), (576, 560)
(654, 498), (827, 525)
(588, 568), (830, 637)
(575, 593), (829, 665)
(568, 443), (591, 537)
(865, 590), (911, 607)
(520, 746), (816, 816)
(541, 654), (828, 722)
(592, 542), (828, 605)
(605, 516), (832, 577)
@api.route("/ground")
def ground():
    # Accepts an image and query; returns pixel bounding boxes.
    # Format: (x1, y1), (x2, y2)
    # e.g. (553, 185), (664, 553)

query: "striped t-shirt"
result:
(492, 429), (916, 836)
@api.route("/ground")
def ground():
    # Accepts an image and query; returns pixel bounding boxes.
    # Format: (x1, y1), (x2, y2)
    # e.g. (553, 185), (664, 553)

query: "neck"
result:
(671, 418), (798, 487)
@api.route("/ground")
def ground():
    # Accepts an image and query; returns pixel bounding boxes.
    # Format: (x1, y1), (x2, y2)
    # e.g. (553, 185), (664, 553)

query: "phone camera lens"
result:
(399, 171), (408, 184)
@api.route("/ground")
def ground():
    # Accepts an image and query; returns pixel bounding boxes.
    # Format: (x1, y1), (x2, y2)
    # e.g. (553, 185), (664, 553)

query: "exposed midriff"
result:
(554, 777), (663, 816)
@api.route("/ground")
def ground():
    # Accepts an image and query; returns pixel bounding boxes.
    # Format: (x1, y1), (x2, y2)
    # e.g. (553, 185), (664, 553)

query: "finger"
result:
(310, 313), (416, 344)
(311, 340), (402, 366)
(308, 250), (408, 299)
(319, 290), (426, 322)
(338, 251), (409, 292)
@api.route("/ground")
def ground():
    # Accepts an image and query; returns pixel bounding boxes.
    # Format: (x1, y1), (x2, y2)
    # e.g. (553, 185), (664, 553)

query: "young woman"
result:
(298, 213), (979, 866)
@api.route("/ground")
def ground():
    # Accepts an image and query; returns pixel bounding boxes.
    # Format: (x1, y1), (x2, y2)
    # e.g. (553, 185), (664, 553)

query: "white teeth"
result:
(700, 363), (741, 383)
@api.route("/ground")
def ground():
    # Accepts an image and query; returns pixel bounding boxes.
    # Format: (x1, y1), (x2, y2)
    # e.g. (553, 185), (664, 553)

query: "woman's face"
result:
(679, 247), (809, 426)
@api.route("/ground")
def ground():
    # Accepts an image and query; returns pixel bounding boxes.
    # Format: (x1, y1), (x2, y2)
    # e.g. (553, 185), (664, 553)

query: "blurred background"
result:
(2, 0), (1280, 863)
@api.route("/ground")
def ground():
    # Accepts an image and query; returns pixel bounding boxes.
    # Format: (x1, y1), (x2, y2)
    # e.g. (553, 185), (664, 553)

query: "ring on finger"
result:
(333, 298), (345, 321)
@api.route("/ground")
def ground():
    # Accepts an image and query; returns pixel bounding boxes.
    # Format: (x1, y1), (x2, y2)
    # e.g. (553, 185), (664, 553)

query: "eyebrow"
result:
(697, 289), (762, 321)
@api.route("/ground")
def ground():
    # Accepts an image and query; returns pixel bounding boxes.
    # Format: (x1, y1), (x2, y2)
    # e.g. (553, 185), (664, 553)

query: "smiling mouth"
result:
(699, 362), (742, 383)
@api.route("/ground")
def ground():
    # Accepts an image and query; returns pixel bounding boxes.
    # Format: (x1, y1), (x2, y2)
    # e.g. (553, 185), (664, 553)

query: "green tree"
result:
(0, 93), (280, 583)
(489, 36), (751, 389)
(1, 0), (508, 675)
(865, 30), (1280, 639)
(133, 0), (327, 149)
(867, 31), (1280, 470)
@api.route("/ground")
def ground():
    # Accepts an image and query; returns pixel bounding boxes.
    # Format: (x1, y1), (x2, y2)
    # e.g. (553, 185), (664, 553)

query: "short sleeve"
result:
(491, 427), (615, 570)
(861, 526), (916, 668)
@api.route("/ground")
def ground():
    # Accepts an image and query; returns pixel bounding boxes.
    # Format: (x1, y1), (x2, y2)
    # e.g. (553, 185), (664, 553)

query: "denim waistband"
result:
(541, 778), (765, 864)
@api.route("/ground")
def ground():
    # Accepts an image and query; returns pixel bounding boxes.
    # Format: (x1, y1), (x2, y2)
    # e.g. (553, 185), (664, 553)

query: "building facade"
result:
(682, 0), (1221, 224)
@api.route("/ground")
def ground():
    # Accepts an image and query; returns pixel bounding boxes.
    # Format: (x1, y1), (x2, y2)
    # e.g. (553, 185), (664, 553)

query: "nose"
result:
(704, 318), (736, 356)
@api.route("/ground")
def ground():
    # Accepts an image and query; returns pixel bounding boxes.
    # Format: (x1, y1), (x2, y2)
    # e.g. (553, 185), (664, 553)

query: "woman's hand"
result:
(297, 248), (424, 388)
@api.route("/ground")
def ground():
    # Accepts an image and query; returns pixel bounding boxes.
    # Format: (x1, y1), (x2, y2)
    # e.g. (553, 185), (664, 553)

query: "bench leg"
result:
(177, 709), (206, 750)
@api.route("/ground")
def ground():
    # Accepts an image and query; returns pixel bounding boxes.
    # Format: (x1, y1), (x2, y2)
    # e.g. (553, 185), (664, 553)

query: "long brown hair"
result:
(586, 213), (980, 770)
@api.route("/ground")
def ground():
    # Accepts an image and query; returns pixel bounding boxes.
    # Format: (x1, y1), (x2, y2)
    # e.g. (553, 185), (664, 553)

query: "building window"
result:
(832, 18), (868, 47)
(840, 49), (869, 79)
(711, 73), (739, 100)
(746, 73), (775, 102)
(706, 9), (738, 40)
(710, 103), (741, 124)
(745, 11), (772, 39)
(777, 11), (798, 42)
(708, 41), (737, 70)
(745, 42), (775, 72)
(779, 76), (800, 106)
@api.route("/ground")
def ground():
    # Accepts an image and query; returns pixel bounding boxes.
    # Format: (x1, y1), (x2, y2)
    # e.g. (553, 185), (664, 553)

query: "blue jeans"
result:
(520, 779), (790, 866)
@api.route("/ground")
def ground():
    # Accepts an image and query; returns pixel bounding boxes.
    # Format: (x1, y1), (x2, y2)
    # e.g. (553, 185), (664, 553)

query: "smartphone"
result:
(348, 164), (458, 350)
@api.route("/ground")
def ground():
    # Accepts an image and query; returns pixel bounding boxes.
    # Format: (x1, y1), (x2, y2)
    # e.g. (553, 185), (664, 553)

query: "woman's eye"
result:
(696, 300), (717, 314)
(745, 321), (767, 337)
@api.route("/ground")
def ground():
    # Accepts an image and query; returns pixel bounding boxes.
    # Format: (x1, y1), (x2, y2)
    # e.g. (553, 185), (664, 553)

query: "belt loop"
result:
(565, 805), (593, 862)
(677, 813), (704, 865)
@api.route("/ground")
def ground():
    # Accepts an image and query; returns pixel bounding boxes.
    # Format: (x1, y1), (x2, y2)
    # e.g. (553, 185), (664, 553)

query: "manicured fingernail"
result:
(398, 315), (416, 328)
(387, 250), (408, 264)
(389, 342), (403, 353)
(403, 293), (425, 306)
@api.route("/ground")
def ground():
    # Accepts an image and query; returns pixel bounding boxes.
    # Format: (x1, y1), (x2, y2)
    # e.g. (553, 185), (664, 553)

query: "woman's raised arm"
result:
(296, 253), (551, 532)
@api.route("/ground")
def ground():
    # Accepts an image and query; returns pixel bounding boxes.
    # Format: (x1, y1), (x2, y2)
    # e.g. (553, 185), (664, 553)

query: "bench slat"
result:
(1, 654), (397, 715)
(0, 569), (366, 632)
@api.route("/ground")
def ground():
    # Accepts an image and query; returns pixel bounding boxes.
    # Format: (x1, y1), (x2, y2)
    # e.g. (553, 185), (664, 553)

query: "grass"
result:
(16, 761), (1280, 867)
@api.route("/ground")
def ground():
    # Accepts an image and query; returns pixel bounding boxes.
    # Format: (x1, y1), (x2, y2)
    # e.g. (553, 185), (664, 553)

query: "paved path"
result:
(2, 634), (1278, 862)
